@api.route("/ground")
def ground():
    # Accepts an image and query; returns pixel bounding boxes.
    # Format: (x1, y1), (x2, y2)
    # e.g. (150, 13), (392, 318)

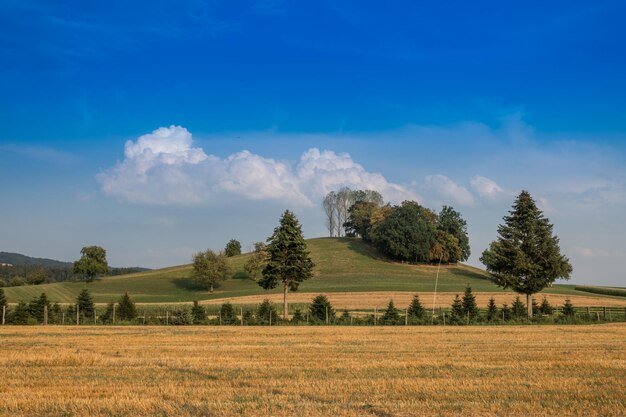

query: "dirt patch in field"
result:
(201, 291), (626, 308)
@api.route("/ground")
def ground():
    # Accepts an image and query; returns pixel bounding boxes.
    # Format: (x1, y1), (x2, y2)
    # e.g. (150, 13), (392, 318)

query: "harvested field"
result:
(0, 325), (625, 416)
(202, 291), (626, 309)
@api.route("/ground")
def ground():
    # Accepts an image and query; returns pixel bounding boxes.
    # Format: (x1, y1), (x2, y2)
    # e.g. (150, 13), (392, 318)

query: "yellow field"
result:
(1, 325), (625, 416)
(201, 291), (626, 309)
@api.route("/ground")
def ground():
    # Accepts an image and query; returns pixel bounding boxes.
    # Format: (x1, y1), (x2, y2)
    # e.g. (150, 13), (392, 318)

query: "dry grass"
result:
(1, 325), (625, 416)
(202, 291), (626, 309)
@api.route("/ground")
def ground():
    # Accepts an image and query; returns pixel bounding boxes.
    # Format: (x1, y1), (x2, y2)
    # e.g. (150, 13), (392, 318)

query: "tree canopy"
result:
(224, 239), (242, 257)
(259, 210), (314, 319)
(480, 191), (572, 317)
(73, 246), (109, 282)
(191, 249), (231, 292)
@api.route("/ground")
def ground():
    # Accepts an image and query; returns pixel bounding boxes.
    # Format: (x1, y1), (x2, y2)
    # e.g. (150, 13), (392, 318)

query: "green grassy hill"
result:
(0, 238), (592, 303)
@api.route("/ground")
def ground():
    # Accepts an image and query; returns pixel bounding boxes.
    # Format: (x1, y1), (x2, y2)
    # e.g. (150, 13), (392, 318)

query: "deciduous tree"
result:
(73, 246), (109, 282)
(191, 249), (231, 293)
(224, 239), (242, 257)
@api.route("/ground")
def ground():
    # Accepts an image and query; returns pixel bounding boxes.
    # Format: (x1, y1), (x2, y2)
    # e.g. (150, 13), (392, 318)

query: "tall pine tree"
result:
(486, 297), (498, 321)
(461, 286), (479, 321)
(480, 191), (572, 317)
(407, 294), (425, 319)
(76, 288), (95, 318)
(260, 210), (314, 319)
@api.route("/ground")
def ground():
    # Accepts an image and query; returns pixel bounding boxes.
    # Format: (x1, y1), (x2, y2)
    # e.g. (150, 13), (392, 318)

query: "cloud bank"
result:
(98, 125), (417, 206)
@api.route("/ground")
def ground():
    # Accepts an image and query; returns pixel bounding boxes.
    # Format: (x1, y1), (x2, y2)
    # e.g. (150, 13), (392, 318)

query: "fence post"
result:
(113, 304), (116, 324)
(443, 312), (446, 326)
(306, 311), (309, 325)
(143, 312), (146, 325)
(586, 306), (590, 315)
(62, 312), (65, 325)
(325, 306), (328, 325)
(2, 305), (5, 325)
(219, 312), (222, 326)
(374, 306), (377, 325)
(405, 309), (408, 326)
(76, 304), (80, 325)
(269, 310), (272, 326)
(166, 311), (169, 325)
(603, 307), (607, 319)
(94, 311), (97, 325)
(240, 307), (243, 326)
(44, 305), (48, 326)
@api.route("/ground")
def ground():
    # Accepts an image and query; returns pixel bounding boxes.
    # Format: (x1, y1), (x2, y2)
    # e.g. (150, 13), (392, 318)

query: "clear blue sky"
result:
(1, 1), (625, 285)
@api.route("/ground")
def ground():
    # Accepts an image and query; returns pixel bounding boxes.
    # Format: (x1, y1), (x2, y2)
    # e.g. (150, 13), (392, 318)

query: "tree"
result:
(76, 288), (95, 318)
(26, 267), (46, 285)
(291, 308), (304, 323)
(437, 206), (471, 262)
(500, 303), (512, 321)
(224, 239), (242, 257)
(486, 297), (498, 321)
(344, 201), (379, 240)
(511, 296), (526, 319)
(257, 299), (278, 324)
(244, 242), (267, 282)
(12, 301), (29, 325)
(100, 303), (115, 324)
(450, 295), (464, 322)
(0, 288), (6, 311)
(461, 286), (479, 321)
(480, 191), (572, 317)
(191, 301), (206, 324)
(117, 293), (137, 321)
(260, 210), (314, 319)
(28, 293), (50, 323)
(219, 302), (238, 324)
(372, 201), (438, 263)
(428, 231), (462, 263)
(561, 299), (575, 317)
(309, 294), (335, 323)
(407, 294), (425, 319)
(191, 249), (231, 293)
(539, 297), (554, 315)
(323, 191), (338, 237)
(381, 300), (400, 325)
(73, 246), (108, 282)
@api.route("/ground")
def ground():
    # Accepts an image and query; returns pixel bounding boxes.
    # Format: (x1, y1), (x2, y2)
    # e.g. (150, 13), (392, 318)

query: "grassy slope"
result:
(1, 237), (600, 303)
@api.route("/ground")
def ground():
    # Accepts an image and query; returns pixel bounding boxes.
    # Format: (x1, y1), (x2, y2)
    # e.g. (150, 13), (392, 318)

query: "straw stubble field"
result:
(0, 325), (625, 416)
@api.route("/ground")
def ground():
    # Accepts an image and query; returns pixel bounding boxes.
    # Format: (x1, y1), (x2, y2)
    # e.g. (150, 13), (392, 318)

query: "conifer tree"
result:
(451, 295), (464, 320)
(532, 298), (540, 317)
(242, 309), (254, 325)
(561, 299), (575, 317)
(381, 300), (400, 324)
(511, 296), (526, 319)
(100, 302), (115, 324)
(191, 301), (206, 324)
(291, 308), (304, 323)
(219, 302), (238, 324)
(500, 303), (512, 321)
(309, 295), (334, 323)
(461, 286), (479, 321)
(539, 297), (554, 315)
(257, 299), (278, 324)
(12, 301), (30, 325)
(260, 210), (315, 319)
(480, 191), (572, 317)
(117, 292), (137, 321)
(28, 293), (50, 323)
(486, 297), (498, 321)
(76, 288), (95, 318)
(407, 294), (425, 319)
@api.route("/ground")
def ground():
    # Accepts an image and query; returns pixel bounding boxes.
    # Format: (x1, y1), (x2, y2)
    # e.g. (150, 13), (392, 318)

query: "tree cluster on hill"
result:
(342, 198), (470, 264)
(323, 188), (384, 237)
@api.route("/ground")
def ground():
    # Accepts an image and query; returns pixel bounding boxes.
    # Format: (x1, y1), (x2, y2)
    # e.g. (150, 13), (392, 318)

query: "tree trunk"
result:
(283, 283), (289, 320)
(527, 293), (533, 318)
(210, 284), (213, 293)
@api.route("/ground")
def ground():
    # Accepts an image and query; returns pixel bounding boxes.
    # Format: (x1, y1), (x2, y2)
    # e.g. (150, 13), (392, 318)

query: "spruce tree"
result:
(561, 299), (575, 317)
(480, 191), (572, 317)
(381, 300), (400, 325)
(539, 297), (554, 315)
(532, 298), (540, 317)
(242, 309), (254, 325)
(291, 308), (304, 323)
(219, 302), (238, 324)
(117, 293), (137, 321)
(407, 294), (425, 319)
(100, 302), (115, 324)
(76, 289), (95, 318)
(461, 286), (479, 321)
(486, 297), (498, 321)
(309, 295), (334, 323)
(191, 301), (206, 324)
(450, 295), (464, 321)
(501, 303), (512, 321)
(12, 301), (30, 325)
(257, 299), (278, 324)
(260, 210), (315, 319)
(28, 293), (50, 323)
(511, 296), (526, 319)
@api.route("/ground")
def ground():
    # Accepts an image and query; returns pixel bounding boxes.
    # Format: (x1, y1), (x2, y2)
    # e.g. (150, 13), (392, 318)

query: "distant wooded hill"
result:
(0, 251), (149, 286)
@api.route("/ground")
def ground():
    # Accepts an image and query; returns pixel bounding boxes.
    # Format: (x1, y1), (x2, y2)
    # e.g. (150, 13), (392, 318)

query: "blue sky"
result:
(1, 1), (625, 286)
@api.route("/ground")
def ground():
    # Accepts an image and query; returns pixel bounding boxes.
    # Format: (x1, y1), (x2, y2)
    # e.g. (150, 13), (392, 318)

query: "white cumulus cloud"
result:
(424, 174), (475, 206)
(98, 125), (416, 206)
(470, 175), (504, 199)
